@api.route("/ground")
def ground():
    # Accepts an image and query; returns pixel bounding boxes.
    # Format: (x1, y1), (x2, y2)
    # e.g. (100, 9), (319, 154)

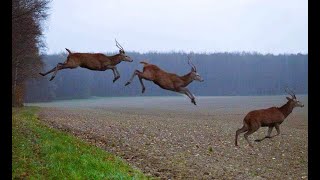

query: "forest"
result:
(25, 52), (308, 102)
(12, 0), (50, 106)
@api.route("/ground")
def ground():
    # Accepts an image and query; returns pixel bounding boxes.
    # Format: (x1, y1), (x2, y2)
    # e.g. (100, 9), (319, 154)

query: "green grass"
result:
(12, 107), (150, 179)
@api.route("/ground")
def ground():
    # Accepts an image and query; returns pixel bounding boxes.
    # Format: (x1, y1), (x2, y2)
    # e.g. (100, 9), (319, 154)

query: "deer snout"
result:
(195, 74), (204, 82)
(197, 77), (204, 82)
(124, 58), (133, 62)
(297, 102), (304, 107)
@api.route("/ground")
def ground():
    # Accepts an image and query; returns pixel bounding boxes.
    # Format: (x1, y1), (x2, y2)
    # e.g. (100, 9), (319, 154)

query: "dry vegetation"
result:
(12, 0), (50, 107)
(38, 98), (307, 179)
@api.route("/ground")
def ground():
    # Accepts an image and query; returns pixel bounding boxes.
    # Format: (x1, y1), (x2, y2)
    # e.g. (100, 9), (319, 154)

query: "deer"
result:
(39, 39), (133, 82)
(124, 55), (204, 105)
(235, 88), (304, 147)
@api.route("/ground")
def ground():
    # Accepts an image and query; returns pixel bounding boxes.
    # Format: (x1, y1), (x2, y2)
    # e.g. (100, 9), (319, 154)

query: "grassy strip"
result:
(12, 107), (150, 179)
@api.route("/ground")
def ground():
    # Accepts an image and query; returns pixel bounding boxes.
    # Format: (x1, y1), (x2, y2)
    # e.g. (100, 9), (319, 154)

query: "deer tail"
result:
(65, 48), (72, 54)
(140, 61), (149, 65)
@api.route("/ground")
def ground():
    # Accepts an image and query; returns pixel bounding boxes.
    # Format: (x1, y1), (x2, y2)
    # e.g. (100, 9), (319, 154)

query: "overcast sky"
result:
(44, 0), (308, 54)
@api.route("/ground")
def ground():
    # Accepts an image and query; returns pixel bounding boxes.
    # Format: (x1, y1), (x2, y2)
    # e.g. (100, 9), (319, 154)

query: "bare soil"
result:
(38, 104), (307, 179)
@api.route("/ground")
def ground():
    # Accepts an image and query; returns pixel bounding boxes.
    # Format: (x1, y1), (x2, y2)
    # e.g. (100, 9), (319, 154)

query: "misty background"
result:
(25, 52), (307, 102)
(15, 0), (307, 103)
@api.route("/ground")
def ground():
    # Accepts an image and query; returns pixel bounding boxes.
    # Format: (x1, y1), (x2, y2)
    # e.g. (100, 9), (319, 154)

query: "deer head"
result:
(115, 39), (133, 62)
(187, 55), (204, 82)
(285, 87), (304, 108)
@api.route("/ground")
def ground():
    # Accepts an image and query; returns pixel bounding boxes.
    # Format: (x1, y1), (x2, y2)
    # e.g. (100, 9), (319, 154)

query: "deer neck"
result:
(109, 54), (122, 65)
(278, 101), (293, 118)
(180, 72), (194, 87)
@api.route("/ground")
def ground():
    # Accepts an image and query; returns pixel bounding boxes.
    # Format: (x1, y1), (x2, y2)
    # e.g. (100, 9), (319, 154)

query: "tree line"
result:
(12, 0), (50, 106)
(25, 52), (308, 102)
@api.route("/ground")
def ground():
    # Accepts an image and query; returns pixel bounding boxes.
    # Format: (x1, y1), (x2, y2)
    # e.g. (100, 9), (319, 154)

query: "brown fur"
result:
(235, 94), (304, 147)
(66, 52), (122, 70)
(125, 60), (203, 105)
(39, 47), (132, 82)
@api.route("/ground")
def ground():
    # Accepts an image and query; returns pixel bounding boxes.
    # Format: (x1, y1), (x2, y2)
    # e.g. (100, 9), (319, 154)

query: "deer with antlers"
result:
(39, 39), (133, 82)
(235, 88), (304, 147)
(124, 55), (204, 105)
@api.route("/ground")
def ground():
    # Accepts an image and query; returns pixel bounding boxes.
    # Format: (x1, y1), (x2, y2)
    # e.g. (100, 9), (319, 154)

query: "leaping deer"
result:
(124, 55), (204, 105)
(235, 88), (304, 147)
(39, 39), (133, 82)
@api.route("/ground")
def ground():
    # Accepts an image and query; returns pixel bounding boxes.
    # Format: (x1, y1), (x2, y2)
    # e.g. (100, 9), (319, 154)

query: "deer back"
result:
(244, 107), (286, 125)
(142, 64), (183, 90)
(69, 53), (112, 70)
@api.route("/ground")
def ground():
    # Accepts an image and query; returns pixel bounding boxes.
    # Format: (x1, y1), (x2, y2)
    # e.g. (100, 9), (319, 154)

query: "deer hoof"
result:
(113, 76), (120, 83)
(49, 76), (55, 81)
(142, 88), (145, 93)
(125, 82), (130, 86)
(39, 72), (45, 76)
(192, 99), (197, 105)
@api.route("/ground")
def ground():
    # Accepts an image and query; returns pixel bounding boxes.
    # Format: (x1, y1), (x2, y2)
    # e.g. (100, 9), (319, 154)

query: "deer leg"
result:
(266, 126), (274, 138)
(244, 127), (258, 147)
(49, 64), (63, 81)
(138, 76), (146, 93)
(255, 126), (274, 142)
(185, 88), (196, 105)
(178, 87), (196, 105)
(39, 62), (64, 76)
(125, 70), (146, 93)
(39, 63), (60, 76)
(124, 70), (136, 86)
(111, 67), (120, 83)
(114, 67), (120, 77)
(274, 124), (281, 137)
(49, 63), (76, 81)
(125, 70), (141, 86)
(235, 125), (248, 146)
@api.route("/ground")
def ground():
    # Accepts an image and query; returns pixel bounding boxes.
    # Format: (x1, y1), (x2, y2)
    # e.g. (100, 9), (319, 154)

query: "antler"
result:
(115, 39), (124, 50)
(285, 87), (296, 99)
(187, 54), (197, 71)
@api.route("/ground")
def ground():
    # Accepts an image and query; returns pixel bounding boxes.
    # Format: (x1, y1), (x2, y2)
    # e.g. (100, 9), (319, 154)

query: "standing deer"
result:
(124, 55), (204, 105)
(235, 88), (304, 147)
(39, 39), (133, 82)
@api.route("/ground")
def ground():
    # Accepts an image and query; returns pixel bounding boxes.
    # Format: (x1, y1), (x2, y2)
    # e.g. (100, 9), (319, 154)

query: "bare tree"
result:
(12, 0), (50, 106)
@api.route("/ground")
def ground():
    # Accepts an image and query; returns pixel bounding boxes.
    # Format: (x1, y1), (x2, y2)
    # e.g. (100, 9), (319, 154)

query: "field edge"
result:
(12, 106), (151, 179)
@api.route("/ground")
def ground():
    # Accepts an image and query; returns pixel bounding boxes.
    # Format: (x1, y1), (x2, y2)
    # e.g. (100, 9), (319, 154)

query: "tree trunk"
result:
(12, 62), (24, 107)
(13, 83), (25, 107)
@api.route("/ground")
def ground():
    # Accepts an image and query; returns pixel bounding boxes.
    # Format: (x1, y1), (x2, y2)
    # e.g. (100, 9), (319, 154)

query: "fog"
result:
(25, 52), (307, 102)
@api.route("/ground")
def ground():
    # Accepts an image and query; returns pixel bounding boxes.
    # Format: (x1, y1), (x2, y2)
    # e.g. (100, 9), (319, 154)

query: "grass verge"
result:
(12, 107), (149, 179)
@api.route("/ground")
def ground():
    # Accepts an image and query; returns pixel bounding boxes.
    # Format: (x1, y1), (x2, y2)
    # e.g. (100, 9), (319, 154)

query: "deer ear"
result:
(191, 67), (196, 72)
(286, 97), (291, 101)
